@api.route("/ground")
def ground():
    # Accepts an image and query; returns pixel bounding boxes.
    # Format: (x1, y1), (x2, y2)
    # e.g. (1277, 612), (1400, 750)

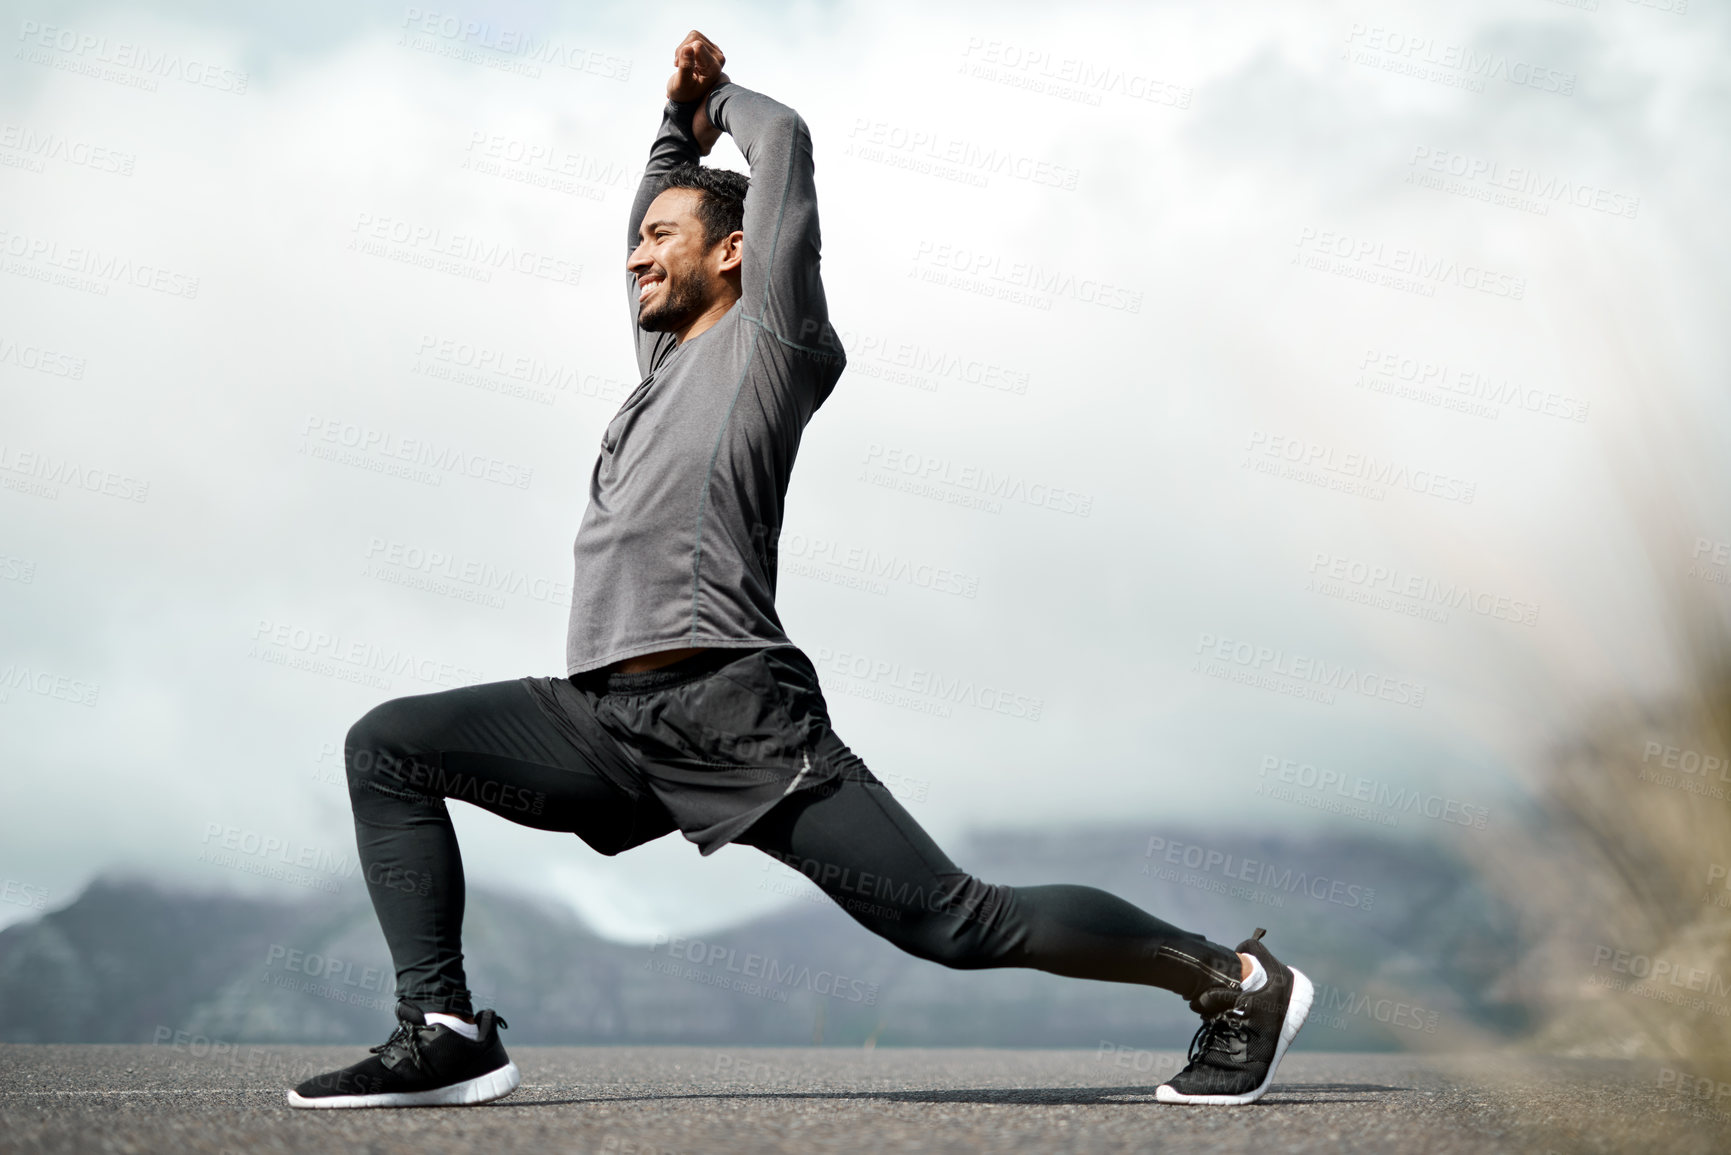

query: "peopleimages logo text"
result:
(912, 240), (1143, 313)
(1245, 431), (1475, 505)
(812, 645), (1043, 721)
(648, 935), (879, 1005)
(863, 442), (1092, 516)
(1195, 632), (1427, 709)
(1308, 551), (1539, 627)
(1144, 836), (1376, 910)
(1294, 227), (1525, 300)
(301, 417), (533, 489)
(1258, 756), (1488, 829)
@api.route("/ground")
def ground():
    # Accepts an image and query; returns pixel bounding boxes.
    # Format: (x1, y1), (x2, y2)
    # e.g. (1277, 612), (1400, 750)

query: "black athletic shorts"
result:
(519, 644), (853, 856)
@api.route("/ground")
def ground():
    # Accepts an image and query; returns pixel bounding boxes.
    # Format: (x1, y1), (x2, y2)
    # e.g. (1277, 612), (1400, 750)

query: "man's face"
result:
(629, 188), (734, 333)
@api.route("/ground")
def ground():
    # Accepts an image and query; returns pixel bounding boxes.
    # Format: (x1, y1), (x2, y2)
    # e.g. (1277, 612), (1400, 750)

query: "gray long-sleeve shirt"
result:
(564, 82), (845, 675)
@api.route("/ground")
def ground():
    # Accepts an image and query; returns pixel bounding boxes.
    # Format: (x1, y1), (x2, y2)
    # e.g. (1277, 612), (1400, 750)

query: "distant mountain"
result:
(0, 825), (1527, 1050)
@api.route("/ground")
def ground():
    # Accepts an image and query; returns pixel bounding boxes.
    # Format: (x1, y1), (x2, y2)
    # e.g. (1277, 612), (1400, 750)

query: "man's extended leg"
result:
(736, 747), (1313, 1105)
(736, 752), (1244, 1004)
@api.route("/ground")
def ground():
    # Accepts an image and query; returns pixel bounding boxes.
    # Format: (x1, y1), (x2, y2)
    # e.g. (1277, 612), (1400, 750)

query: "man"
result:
(288, 30), (1312, 1110)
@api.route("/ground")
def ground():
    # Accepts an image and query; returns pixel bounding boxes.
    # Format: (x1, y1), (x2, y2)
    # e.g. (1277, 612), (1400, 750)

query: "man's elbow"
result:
(731, 89), (804, 136)
(711, 86), (803, 138)
(761, 110), (808, 150)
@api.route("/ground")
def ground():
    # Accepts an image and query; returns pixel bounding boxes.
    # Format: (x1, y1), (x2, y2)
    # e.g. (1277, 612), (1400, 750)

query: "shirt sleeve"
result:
(702, 81), (839, 358)
(626, 99), (703, 377)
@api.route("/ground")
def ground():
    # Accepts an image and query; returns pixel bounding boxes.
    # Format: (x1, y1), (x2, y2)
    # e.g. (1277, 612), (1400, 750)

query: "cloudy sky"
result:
(3, 0), (1727, 940)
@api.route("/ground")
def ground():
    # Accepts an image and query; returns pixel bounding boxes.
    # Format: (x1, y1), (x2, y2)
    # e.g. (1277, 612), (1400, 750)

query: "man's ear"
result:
(715, 230), (744, 276)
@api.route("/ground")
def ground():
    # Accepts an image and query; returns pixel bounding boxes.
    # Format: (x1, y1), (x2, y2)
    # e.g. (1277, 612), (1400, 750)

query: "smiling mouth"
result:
(637, 274), (663, 303)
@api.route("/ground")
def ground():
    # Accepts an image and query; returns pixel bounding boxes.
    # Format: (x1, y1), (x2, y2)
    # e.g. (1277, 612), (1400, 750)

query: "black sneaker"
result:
(1155, 928), (1313, 1105)
(286, 1002), (520, 1108)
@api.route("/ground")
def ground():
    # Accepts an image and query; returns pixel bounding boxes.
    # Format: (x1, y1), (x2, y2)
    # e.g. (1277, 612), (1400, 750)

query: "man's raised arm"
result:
(701, 81), (837, 357)
(625, 102), (703, 373)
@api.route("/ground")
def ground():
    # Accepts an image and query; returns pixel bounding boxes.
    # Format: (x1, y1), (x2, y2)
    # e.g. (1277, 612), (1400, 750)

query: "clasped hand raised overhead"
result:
(666, 30), (729, 156)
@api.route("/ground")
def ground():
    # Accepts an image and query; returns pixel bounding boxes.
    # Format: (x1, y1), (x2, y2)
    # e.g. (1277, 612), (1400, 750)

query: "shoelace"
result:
(370, 1021), (430, 1073)
(370, 1013), (509, 1073)
(1185, 1005), (1251, 1067)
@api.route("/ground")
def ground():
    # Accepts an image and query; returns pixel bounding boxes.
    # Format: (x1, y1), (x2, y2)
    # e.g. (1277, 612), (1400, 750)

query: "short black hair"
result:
(656, 163), (748, 249)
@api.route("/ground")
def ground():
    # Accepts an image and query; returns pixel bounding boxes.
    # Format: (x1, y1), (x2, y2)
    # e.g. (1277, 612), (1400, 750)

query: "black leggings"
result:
(345, 679), (1244, 1017)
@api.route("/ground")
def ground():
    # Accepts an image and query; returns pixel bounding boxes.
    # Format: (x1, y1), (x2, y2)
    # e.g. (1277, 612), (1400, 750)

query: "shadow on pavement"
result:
(494, 1082), (1410, 1109)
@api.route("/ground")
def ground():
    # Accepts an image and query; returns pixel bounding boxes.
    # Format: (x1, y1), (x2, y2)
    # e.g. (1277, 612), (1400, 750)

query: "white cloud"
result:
(2, 0), (1725, 938)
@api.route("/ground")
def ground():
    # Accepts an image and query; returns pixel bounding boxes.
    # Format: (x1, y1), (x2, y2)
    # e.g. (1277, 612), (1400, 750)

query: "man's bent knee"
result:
(344, 698), (435, 795)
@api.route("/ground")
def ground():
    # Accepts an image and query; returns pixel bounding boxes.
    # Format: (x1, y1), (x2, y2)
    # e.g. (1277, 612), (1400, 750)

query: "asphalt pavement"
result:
(2, 1045), (1726, 1154)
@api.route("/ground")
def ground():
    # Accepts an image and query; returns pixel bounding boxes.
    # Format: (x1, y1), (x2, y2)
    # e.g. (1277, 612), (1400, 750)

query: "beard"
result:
(635, 264), (708, 333)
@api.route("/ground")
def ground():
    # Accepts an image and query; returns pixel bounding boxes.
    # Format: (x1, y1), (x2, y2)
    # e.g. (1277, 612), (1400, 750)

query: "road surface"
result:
(2, 1045), (1725, 1154)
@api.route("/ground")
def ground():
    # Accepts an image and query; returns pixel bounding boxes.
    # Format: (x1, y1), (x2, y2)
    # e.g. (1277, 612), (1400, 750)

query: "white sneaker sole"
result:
(1154, 967), (1314, 1105)
(286, 1060), (521, 1109)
